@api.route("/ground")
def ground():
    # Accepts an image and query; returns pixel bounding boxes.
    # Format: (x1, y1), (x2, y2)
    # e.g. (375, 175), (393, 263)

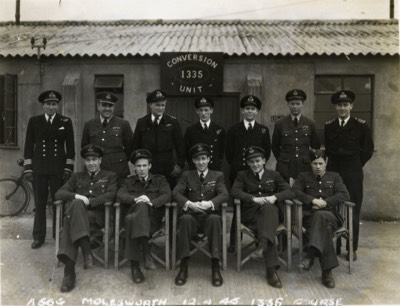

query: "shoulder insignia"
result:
(355, 117), (366, 124)
(62, 118), (70, 122)
(325, 119), (335, 125)
(166, 114), (176, 119)
(216, 129), (221, 135)
(261, 128), (267, 134)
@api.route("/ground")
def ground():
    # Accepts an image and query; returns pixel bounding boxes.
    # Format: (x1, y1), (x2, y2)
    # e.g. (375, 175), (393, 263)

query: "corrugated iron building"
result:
(0, 19), (398, 219)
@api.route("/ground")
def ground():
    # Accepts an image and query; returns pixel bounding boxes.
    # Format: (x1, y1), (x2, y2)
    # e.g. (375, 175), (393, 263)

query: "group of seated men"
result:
(56, 141), (349, 293)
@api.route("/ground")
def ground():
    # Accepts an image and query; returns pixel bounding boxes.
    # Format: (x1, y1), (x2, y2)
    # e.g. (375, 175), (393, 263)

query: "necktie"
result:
(248, 123), (252, 131)
(47, 116), (52, 125)
(90, 173), (95, 180)
(102, 119), (108, 128)
(316, 175), (321, 182)
(200, 172), (205, 183)
(141, 178), (146, 184)
(203, 123), (208, 131)
(294, 117), (298, 127)
(340, 120), (345, 127)
(154, 116), (160, 127)
(256, 172), (262, 181)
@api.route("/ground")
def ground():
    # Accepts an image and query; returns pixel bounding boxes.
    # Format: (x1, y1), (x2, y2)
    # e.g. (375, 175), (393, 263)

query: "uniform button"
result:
(43, 154), (46, 157)
(296, 155), (298, 157)
(89, 190), (92, 193)
(295, 130), (298, 133)
(54, 154), (57, 157)
(91, 183), (93, 185)
(258, 192), (261, 195)
(243, 158), (245, 161)
(201, 194), (203, 196)
(319, 190), (322, 192)
(55, 140), (57, 142)
(211, 150), (213, 153)
(319, 181), (322, 184)
(54, 149), (57, 152)
(243, 163), (246, 166)
(43, 149), (46, 152)
(210, 161), (213, 164)
(42, 140), (45, 142)
(103, 131), (106, 133)
(243, 148), (245, 151)
(295, 138), (298, 141)
(102, 138), (105, 141)
(258, 185), (261, 188)
(210, 145), (213, 148)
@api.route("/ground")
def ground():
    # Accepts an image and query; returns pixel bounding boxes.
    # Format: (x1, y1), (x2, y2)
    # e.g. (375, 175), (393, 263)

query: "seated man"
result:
(172, 143), (228, 287)
(117, 149), (171, 284)
(56, 144), (118, 292)
(231, 146), (294, 288)
(292, 149), (350, 289)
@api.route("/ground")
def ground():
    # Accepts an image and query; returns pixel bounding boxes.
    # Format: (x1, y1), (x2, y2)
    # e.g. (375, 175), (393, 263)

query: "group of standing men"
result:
(23, 85), (373, 292)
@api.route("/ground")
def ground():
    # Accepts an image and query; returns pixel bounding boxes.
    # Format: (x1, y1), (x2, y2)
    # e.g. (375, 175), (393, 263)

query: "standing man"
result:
(56, 144), (118, 292)
(173, 144), (228, 287)
(272, 89), (320, 183)
(117, 149), (171, 284)
(23, 90), (75, 249)
(132, 89), (185, 188)
(184, 96), (226, 171)
(231, 146), (294, 288)
(226, 95), (271, 252)
(81, 91), (134, 181)
(293, 149), (350, 288)
(324, 90), (374, 261)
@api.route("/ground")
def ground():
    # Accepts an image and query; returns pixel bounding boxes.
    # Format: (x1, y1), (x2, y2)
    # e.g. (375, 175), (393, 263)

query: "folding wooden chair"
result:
(171, 202), (228, 271)
(54, 200), (112, 268)
(234, 198), (293, 272)
(114, 202), (175, 270)
(292, 199), (355, 274)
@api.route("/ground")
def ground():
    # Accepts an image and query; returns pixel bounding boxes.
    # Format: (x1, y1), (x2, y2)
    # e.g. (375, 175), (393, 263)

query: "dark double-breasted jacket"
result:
(24, 113), (75, 175)
(81, 116), (134, 178)
(225, 121), (271, 182)
(272, 115), (320, 180)
(55, 169), (118, 226)
(231, 169), (294, 222)
(292, 171), (350, 219)
(184, 121), (226, 171)
(172, 170), (229, 213)
(132, 114), (185, 177)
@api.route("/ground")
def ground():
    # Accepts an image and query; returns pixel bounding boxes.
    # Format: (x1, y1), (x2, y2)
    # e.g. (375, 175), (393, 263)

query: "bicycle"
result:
(0, 159), (32, 217)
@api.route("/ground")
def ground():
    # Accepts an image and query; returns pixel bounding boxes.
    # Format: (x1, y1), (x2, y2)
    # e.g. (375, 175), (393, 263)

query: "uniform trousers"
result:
(177, 213), (222, 260)
(57, 199), (90, 264)
(124, 202), (164, 261)
(242, 204), (280, 269)
(32, 173), (62, 242)
(328, 159), (363, 251)
(303, 210), (341, 271)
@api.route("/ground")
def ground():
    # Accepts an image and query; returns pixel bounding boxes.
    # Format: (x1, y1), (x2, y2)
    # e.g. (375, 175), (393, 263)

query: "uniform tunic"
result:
(81, 116), (134, 179)
(172, 170), (229, 260)
(184, 121), (226, 171)
(117, 173), (171, 261)
(324, 117), (374, 251)
(24, 113), (75, 242)
(132, 114), (185, 187)
(225, 121), (271, 183)
(231, 169), (294, 269)
(56, 169), (118, 263)
(292, 171), (350, 270)
(272, 115), (320, 181)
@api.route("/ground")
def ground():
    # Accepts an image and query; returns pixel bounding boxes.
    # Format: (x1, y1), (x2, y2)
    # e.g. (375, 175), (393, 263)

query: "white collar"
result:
(45, 113), (55, 122)
(254, 169), (264, 178)
(339, 116), (350, 126)
(151, 113), (163, 121)
(88, 169), (101, 178)
(197, 169), (209, 178)
(243, 119), (255, 129)
(100, 115), (112, 123)
(290, 114), (301, 121)
(200, 120), (211, 128)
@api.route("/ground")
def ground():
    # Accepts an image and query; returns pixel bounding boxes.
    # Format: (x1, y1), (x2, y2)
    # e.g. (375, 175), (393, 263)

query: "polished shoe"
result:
(249, 246), (263, 260)
(266, 269), (282, 288)
(346, 251), (357, 261)
(322, 270), (335, 288)
(83, 254), (94, 270)
(144, 254), (157, 270)
(298, 256), (314, 271)
(60, 273), (76, 292)
(31, 240), (43, 249)
(175, 266), (188, 286)
(211, 266), (223, 287)
(131, 267), (145, 283)
(227, 245), (235, 253)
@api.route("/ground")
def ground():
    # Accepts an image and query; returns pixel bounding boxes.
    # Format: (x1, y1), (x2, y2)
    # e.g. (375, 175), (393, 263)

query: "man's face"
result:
(43, 102), (59, 116)
(247, 156), (266, 173)
(242, 106), (258, 121)
(335, 102), (353, 120)
(288, 100), (304, 116)
(193, 154), (210, 172)
(134, 158), (151, 178)
(311, 157), (327, 177)
(149, 101), (166, 117)
(196, 106), (213, 122)
(97, 102), (115, 119)
(84, 156), (102, 173)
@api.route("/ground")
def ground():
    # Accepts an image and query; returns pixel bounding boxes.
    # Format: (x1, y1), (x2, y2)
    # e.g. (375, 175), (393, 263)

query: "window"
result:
(314, 75), (373, 145)
(94, 75), (124, 118)
(0, 74), (18, 146)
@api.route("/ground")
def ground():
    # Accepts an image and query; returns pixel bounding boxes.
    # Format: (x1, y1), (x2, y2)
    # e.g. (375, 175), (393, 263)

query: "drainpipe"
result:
(15, 0), (20, 25)
(390, 0), (394, 19)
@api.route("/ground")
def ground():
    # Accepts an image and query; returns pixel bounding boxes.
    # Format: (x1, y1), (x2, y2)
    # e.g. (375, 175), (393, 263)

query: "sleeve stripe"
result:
(23, 159), (32, 166)
(66, 159), (75, 165)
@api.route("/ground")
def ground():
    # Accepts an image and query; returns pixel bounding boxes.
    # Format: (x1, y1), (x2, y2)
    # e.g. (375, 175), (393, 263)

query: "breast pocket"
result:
(281, 130), (294, 145)
(106, 129), (123, 146)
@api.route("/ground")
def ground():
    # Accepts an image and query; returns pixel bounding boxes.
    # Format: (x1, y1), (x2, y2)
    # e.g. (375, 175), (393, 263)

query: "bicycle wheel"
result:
(0, 178), (30, 217)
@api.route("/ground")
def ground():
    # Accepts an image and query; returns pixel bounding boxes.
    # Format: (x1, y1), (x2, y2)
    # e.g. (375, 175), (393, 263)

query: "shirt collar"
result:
(197, 169), (208, 178)
(338, 116), (350, 126)
(151, 114), (163, 121)
(200, 119), (211, 128)
(45, 113), (55, 122)
(88, 169), (101, 178)
(100, 115), (112, 123)
(135, 173), (150, 182)
(290, 114), (301, 121)
(254, 169), (264, 178)
(243, 119), (255, 129)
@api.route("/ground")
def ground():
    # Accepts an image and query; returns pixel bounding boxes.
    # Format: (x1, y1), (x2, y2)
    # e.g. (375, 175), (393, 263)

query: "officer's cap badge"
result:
(248, 96), (254, 102)
(49, 92), (56, 98)
(293, 90), (298, 96)
(156, 91), (163, 98)
(249, 148), (254, 154)
(340, 92), (347, 99)
(200, 98), (207, 103)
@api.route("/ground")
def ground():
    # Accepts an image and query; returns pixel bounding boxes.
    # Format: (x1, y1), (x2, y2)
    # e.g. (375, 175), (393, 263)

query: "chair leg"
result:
(165, 206), (170, 270)
(348, 206), (353, 274)
(55, 204), (61, 267)
(222, 207), (227, 271)
(114, 205), (120, 270)
(236, 206), (241, 272)
(286, 203), (292, 272)
(172, 205), (177, 270)
(104, 206), (110, 269)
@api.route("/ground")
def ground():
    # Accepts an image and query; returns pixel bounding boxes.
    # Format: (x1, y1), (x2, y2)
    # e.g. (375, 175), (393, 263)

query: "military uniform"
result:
(117, 173), (171, 261)
(81, 115), (134, 179)
(133, 113), (185, 186)
(24, 91), (75, 245)
(172, 169), (228, 260)
(231, 168), (294, 269)
(184, 121), (226, 171)
(56, 168), (118, 263)
(293, 171), (350, 270)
